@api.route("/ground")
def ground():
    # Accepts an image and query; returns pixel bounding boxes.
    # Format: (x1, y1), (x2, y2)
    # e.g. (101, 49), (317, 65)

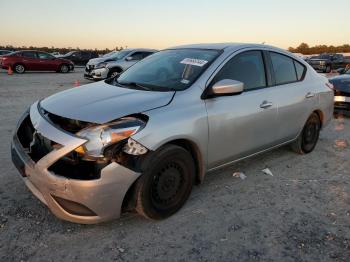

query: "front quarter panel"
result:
(132, 85), (208, 171)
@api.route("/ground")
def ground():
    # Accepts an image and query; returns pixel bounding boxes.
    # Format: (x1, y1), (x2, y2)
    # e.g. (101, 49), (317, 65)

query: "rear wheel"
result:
(291, 113), (321, 154)
(59, 64), (69, 73)
(135, 145), (195, 220)
(14, 64), (25, 74)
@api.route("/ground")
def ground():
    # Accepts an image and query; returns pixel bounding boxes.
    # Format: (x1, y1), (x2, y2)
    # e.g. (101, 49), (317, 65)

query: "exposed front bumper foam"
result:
(11, 101), (141, 224)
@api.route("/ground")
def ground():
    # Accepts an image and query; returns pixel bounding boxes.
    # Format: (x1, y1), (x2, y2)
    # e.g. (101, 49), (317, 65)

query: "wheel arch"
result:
(121, 138), (205, 212)
(313, 109), (324, 128)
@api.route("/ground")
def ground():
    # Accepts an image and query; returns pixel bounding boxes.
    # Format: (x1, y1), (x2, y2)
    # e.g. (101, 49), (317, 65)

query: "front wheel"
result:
(107, 68), (122, 78)
(59, 64), (69, 73)
(291, 112), (321, 154)
(135, 145), (195, 220)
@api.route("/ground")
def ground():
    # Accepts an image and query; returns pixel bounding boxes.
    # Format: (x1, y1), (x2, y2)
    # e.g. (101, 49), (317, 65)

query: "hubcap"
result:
(111, 72), (119, 78)
(16, 65), (24, 73)
(61, 65), (68, 72)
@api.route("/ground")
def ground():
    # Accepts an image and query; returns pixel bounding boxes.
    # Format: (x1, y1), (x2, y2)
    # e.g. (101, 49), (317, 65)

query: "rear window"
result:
(270, 52), (299, 85)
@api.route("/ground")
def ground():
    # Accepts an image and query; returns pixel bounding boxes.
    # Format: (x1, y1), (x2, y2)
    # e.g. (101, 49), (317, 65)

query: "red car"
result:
(0, 50), (74, 73)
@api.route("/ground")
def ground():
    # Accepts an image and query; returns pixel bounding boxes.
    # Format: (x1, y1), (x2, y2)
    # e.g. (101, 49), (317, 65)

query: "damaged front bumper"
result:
(84, 67), (109, 81)
(11, 101), (141, 224)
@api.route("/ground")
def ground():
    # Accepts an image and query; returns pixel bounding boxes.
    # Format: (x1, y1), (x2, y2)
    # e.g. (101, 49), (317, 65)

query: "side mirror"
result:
(125, 56), (133, 61)
(211, 79), (244, 96)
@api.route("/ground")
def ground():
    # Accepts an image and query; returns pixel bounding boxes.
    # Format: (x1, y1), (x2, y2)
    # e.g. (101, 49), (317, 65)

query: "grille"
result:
(16, 115), (57, 162)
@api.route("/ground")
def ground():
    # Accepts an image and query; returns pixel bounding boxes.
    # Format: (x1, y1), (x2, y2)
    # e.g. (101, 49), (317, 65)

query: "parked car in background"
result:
(50, 52), (61, 57)
(84, 48), (158, 80)
(329, 68), (350, 114)
(58, 51), (99, 66)
(11, 43), (333, 223)
(0, 50), (13, 56)
(101, 50), (119, 58)
(0, 50), (74, 73)
(306, 53), (350, 73)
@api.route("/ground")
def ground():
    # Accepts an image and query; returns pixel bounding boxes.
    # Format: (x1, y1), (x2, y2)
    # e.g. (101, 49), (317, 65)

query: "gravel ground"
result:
(0, 69), (349, 262)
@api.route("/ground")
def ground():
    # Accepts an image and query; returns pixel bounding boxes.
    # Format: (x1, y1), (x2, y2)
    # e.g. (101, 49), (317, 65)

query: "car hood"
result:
(57, 58), (73, 64)
(329, 75), (350, 93)
(40, 81), (175, 124)
(87, 57), (116, 66)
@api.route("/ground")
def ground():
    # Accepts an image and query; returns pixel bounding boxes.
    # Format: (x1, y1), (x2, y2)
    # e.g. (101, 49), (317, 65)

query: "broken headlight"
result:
(75, 117), (146, 158)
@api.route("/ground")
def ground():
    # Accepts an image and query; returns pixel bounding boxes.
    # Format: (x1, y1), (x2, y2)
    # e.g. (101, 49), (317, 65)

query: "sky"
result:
(1, 0), (349, 50)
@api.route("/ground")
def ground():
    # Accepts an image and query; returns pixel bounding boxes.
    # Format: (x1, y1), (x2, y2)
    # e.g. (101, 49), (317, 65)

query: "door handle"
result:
(260, 101), (273, 109)
(305, 92), (315, 98)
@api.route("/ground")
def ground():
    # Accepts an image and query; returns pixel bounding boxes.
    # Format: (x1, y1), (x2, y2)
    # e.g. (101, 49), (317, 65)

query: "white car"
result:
(84, 48), (157, 81)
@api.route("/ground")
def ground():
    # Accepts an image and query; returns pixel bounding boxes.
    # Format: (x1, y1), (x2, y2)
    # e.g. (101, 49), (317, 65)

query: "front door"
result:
(205, 50), (279, 169)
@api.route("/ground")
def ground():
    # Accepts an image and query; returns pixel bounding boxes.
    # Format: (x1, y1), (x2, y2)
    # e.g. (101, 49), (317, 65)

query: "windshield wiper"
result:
(118, 81), (152, 91)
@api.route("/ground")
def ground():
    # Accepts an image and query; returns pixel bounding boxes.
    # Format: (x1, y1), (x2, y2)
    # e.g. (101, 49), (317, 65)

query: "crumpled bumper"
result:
(11, 101), (141, 224)
(84, 67), (109, 80)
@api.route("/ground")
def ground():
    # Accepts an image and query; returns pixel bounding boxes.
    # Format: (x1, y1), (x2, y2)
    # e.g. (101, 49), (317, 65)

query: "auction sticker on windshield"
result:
(180, 58), (208, 67)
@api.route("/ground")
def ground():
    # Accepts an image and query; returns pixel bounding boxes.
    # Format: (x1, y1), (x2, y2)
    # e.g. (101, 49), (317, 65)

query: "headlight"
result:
(95, 62), (107, 69)
(75, 117), (146, 158)
(320, 61), (326, 65)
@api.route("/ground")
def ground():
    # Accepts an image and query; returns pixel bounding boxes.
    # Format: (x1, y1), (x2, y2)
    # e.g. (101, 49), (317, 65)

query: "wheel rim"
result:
(150, 162), (186, 210)
(302, 116), (320, 152)
(110, 72), (119, 78)
(16, 65), (24, 73)
(61, 65), (68, 73)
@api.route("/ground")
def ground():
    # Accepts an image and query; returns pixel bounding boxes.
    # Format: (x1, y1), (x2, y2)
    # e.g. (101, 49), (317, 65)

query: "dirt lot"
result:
(0, 69), (349, 262)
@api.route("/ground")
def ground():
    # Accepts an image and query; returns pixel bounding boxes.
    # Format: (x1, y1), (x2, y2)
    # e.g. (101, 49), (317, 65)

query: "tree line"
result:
(288, 43), (350, 55)
(0, 45), (126, 55)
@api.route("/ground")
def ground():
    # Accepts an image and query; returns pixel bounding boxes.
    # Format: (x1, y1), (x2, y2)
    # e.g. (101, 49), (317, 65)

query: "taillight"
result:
(326, 82), (334, 90)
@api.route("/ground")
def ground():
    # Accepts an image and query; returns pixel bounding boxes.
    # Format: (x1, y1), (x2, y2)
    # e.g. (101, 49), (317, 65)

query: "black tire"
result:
(325, 65), (331, 73)
(59, 64), (69, 73)
(135, 144), (195, 220)
(291, 113), (321, 154)
(107, 67), (122, 78)
(13, 64), (25, 74)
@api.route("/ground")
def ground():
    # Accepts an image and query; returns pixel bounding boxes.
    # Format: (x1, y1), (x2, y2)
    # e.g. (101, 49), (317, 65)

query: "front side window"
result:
(270, 52), (298, 85)
(115, 49), (219, 91)
(128, 52), (143, 60)
(22, 51), (37, 58)
(38, 52), (54, 59)
(212, 51), (267, 91)
(141, 52), (154, 58)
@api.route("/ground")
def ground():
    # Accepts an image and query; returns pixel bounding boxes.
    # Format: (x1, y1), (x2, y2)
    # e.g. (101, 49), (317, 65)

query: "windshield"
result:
(63, 51), (75, 56)
(110, 50), (132, 60)
(102, 51), (118, 58)
(115, 49), (219, 91)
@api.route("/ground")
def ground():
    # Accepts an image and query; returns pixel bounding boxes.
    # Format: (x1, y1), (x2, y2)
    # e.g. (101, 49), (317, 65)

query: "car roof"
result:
(121, 48), (158, 52)
(167, 42), (280, 51)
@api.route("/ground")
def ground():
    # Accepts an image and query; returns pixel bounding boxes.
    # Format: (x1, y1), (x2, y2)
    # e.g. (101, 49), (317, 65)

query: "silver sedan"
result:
(11, 43), (334, 223)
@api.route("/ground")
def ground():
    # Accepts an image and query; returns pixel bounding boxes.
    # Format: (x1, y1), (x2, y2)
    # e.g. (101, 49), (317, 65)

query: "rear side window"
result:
(212, 51), (266, 91)
(294, 60), (306, 80)
(270, 52), (297, 84)
(21, 51), (37, 58)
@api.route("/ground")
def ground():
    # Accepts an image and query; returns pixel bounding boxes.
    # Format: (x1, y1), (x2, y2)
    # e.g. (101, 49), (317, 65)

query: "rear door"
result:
(205, 50), (279, 169)
(267, 51), (316, 141)
(21, 51), (40, 70)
